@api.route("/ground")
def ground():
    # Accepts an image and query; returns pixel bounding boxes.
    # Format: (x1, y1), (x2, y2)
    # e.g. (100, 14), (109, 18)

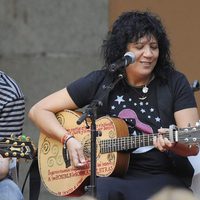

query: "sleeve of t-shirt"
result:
(67, 70), (106, 108)
(170, 71), (197, 112)
(0, 97), (25, 136)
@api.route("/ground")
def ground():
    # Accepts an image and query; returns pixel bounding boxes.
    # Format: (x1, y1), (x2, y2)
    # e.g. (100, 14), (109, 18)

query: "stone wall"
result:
(0, 0), (108, 199)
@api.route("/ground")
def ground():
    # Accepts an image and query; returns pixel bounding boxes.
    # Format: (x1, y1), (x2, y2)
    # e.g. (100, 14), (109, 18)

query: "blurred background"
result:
(0, 0), (200, 199)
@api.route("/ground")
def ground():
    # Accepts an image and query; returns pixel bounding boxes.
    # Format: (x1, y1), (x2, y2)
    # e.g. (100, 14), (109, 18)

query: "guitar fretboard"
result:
(100, 133), (171, 153)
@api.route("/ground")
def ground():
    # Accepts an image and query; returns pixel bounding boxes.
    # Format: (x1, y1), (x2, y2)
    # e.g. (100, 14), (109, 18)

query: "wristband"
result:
(64, 135), (74, 145)
(61, 133), (74, 144)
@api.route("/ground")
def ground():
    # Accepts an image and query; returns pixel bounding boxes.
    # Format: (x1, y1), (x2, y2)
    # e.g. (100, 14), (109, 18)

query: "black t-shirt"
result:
(67, 69), (197, 174)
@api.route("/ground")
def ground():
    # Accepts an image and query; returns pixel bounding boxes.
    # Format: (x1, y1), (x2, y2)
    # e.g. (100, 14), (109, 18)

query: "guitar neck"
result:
(100, 126), (200, 154)
(100, 133), (170, 153)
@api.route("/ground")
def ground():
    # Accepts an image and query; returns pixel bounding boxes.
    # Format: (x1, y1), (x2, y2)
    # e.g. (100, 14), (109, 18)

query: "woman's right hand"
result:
(66, 137), (87, 168)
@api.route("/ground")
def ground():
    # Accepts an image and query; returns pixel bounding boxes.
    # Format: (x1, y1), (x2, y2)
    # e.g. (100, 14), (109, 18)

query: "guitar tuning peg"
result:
(5, 139), (10, 144)
(5, 152), (9, 157)
(195, 121), (200, 127)
(13, 142), (17, 146)
(26, 136), (31, 142)
(20, 134), (27, 141)
(21, 142), (25, 147)
(192, 127), (197, 131)
(20, 153), (25, 157)
(12, 152), (17, 157)
(11, 134), (16, 139)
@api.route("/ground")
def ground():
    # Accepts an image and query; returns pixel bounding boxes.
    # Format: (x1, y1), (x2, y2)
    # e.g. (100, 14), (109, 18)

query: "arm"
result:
(29, 88), (86, 167)
(154, 107), (199, 156)
(0, 156), (10, 180)
(29, 88), (78, 141)
(171, 107), (199, 156)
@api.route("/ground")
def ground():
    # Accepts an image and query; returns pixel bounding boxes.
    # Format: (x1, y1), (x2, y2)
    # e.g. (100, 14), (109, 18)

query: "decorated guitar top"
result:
(0, 135), (36, 159)
(38, 110), (200, 197)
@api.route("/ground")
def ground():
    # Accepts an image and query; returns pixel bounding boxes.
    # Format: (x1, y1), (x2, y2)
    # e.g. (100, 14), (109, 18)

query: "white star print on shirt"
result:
(141, 109), (146, 113)
(139, 102), (144, 106)
(155, 117), (161, 122)
(150, 108), (154, 112)
(111, 105), (115, 110)
(115, 95), (125, 105)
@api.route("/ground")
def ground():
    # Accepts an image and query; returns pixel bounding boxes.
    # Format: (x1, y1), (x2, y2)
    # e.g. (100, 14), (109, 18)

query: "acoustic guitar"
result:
(38, 110), (200, 197)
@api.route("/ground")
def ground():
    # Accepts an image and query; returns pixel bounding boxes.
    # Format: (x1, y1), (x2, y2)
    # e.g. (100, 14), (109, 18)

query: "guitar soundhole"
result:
(82, 137), (100, 159)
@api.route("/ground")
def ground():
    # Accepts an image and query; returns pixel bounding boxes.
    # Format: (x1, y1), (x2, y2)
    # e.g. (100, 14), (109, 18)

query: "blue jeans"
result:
(0, 178), (24, 200)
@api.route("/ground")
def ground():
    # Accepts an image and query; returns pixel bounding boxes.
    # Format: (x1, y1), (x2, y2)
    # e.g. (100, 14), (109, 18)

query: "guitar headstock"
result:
(0, 135), (36, 159)
(177, 122), (200, 145)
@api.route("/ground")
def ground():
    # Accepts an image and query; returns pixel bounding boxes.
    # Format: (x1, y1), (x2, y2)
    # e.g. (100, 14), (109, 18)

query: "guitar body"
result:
(38, 110), (129, 197)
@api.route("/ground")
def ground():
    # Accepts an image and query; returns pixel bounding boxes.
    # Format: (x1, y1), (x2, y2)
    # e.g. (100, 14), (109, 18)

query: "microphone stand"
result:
(76, 73), (124, 198)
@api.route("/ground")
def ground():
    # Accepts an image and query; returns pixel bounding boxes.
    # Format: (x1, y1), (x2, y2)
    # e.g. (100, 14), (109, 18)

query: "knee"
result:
(0, 178), (24, 200)
(96, 177), (124, 200)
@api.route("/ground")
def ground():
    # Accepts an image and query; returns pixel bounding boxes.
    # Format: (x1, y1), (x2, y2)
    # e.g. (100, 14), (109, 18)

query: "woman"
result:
(29, 11), (199, 200)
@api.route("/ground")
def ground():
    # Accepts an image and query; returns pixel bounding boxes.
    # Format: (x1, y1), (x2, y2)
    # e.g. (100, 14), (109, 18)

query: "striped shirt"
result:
(0, 71), (25, 137)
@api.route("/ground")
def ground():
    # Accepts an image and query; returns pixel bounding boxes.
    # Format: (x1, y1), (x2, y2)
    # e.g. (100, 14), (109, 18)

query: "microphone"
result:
(108, 52), (136, 73)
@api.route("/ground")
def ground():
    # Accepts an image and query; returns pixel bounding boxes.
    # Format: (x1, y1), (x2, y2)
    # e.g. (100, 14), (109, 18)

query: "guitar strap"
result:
(93, 72), (115, 117)
(28, 155), (41, 200)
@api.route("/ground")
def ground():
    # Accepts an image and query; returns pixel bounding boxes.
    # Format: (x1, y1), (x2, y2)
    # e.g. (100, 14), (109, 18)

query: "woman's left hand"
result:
(153, 128), (175, 152)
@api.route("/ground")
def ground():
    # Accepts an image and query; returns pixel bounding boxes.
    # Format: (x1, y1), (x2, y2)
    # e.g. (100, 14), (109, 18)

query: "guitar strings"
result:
(100, 133), (199, 151)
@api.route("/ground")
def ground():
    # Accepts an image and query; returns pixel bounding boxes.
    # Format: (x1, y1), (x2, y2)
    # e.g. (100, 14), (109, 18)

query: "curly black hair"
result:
(101, 10), (174, 77)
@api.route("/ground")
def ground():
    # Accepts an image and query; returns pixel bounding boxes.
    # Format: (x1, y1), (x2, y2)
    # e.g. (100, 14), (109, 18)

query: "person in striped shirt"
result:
(0, 71), (25, 200)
